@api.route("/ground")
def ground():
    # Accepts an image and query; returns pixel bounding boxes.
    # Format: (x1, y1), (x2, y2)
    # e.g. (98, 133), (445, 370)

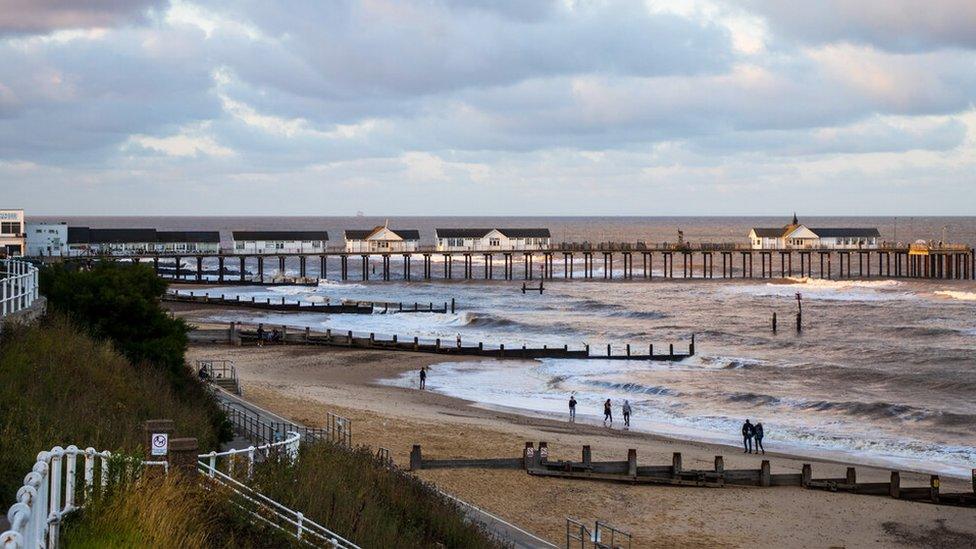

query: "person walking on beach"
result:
(419, 367), (427, 390)
(568, 395), (577, 422)
(742, 419), (755, 453)
(256, 326), (265, 347)
(754, 422), (765, 454)
(603, 399), (613, 426)
(622, 400), (632, 428)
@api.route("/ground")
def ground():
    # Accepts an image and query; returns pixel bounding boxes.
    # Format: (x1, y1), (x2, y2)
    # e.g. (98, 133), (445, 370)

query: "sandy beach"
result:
(182, 328), (976, 548)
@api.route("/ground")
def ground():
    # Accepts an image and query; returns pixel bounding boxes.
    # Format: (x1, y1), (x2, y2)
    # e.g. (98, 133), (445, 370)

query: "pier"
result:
(81, 242), (974, 284)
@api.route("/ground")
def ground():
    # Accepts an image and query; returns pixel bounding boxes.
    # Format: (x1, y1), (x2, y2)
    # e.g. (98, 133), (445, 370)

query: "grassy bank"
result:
(252, 442), (502, 548)
(0, 318), (222, 502)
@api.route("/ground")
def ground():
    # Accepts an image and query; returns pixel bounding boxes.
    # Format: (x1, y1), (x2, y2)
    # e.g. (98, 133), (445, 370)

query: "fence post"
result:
(801, 464), (811, 487)
(672, 452), (682, 477)
(930, 475), (940, 503)
(889, 471), (900, 498)
(714, 456), (724, 474)
(538, 442), (548, 465)
(410, 445), (422, 470)
(169, 438), (199, 476)
(628, 449), (637, 478)
(582, 445), (591, 467)
(845, 467), (856, 485)
(523, 442), (535, 470)
(143, 419), (175, 462)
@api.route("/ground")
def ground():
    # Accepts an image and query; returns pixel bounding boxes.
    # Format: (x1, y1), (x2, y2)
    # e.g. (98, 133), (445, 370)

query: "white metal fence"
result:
(0, 259), (39, 319)
(0, 445), (113, 548)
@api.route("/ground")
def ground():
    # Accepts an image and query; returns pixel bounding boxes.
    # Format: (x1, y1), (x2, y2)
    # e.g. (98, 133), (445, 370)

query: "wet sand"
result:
(184, 339), (976, 549)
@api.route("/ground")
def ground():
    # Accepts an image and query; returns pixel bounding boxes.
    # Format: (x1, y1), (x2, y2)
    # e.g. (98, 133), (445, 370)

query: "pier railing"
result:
(1, 258), (39, 320)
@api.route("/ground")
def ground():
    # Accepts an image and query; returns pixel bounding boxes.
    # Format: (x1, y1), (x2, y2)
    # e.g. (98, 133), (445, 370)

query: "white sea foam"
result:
(934, 290), (976, 301)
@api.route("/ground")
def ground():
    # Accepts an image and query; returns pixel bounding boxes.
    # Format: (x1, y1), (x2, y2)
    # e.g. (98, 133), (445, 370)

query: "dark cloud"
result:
(0, 0), (166, 34)
(741, 0), (976, 52)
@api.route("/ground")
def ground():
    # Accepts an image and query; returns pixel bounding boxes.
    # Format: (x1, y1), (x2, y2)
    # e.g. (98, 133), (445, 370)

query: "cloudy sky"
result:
(1, 0), (974, 215)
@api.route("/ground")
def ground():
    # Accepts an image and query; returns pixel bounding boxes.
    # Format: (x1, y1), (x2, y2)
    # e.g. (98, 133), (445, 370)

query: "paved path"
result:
(214, 389), (557, 548)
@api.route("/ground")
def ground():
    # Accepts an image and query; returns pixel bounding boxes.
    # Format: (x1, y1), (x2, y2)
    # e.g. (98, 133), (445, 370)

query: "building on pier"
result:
(749, 215), (880, 250)
(434, 228), (551, 251)
(0, 209), (25, 257)
(231, 231), (329, 254)
(344, 226), (420, 253)
(62, 228), (220, 256)
(26, 222), (68, 256)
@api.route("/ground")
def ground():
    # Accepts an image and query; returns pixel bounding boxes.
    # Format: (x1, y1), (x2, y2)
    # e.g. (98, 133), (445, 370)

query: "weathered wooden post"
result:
(649, 343), (653, 357)
(304, 326), (310, 343)
(672, 452), (682, 477)
(689, 333), (695, 356)
(801, 464), (812, 487)
(538, 442), (549, 465)
(478, 342), (483, 351)
(889, 471), (900, 498)
(451, 298), (455, 313)
(144, 419), (174, 461)
(760, 460), (771, 487)
(523, 442), (535, 470)
(626, 344), (630, 356)
(772, 312), (777, 333)
(393, 334), (398, 344)
(930, 475), (940, 503)
(229, 322), (241, 346)
(669, 343), (674, 359)
(169, 438), (199, 476)
(845, 467), (857, 485)
(369, 333), (375, 346)
(582, 445), (592, 467)
(281, 325), (287, 343)
(410, 445), (422, 470)
(607, 344), (611, 357)
(796, 292), (802, 332)
(714, 456), (724, 474)
(325, 328), (332, 341)
(628, 449), (637, 478)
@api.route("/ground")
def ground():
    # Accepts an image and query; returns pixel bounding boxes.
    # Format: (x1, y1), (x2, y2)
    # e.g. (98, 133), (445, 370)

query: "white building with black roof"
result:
(231, 231), (329, 254)
(154, 231), (221, 254)
(344, 226), (420, 253)
(434, 228), (551, 251)
(62, 228), (220, 256)
(749, 215), (880, 250)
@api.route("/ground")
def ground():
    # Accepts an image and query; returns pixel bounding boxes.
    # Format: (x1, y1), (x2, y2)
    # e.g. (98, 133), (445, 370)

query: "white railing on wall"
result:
(1, 259), (39, 319)
(199, 431), (301, 481)
(0, 445), (113, 549)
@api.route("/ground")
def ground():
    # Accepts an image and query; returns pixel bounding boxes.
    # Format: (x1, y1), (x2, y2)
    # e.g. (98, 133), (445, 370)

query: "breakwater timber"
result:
(188, 322), (694, 361)
(78, 243), (974, 284)
(165, 290), (456, 314)
(408, 443), (976, 508)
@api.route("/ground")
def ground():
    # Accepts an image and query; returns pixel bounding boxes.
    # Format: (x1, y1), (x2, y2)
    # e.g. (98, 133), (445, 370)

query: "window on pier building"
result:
(490, 238), (500, 246)
(1, 222), (20, 234)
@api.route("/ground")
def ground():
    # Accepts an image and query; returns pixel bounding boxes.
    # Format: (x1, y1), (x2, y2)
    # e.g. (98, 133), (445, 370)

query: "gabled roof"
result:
(156, 231), (220, 243)
(232, 231), (329, 241)
(750, 228), (783, 238)
(811, 228), (880, 238)
(435, 228), (550, 239)
(435, 228), (493, 238)
(498, 228), (550, 238)
(344, 228), (420, 241)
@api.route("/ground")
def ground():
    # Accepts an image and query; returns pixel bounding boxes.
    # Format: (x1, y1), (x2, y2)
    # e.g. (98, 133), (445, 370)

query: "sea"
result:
(37, 216), (976, 477)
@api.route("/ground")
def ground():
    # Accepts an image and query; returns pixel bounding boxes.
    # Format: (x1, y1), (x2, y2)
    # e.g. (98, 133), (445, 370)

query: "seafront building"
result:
(749, 215), (880, 250)
(434, 228), (551, 251)
(231, 231), (329, 254)
(66, 228), (220, 255)
(26, 222), (68, 256)
(0, 209), (25, 257)
(344, 226), (420, 253)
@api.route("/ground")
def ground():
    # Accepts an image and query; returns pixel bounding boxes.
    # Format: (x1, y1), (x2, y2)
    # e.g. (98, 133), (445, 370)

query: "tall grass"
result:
(0, 318), (221, 502)
(252, 442), (502, 548)
(60, 472), (291, 548)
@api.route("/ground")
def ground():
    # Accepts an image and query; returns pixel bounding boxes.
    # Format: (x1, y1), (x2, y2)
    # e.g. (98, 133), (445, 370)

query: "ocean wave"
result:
(606, 310), (668, 320)
(583, 380), (677, 396)
(890, 325), (961, 337)
(934, 290), (976, 301)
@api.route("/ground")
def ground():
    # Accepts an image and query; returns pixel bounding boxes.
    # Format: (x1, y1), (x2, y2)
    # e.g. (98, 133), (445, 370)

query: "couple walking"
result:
(741, 419), (765, 454)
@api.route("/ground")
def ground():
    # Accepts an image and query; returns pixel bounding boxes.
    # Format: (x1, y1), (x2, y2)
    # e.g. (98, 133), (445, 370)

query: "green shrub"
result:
(252, 442), (502, 548)
(0, 319), (222, 502)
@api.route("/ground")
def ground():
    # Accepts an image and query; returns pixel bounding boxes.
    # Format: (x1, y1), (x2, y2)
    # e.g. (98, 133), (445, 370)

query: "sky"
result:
(1, 0), (974, 216)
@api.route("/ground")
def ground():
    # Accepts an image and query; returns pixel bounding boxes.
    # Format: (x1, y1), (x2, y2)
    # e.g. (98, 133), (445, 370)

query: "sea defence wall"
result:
(73, 243), (975, 283)
(408, 443), (976, 509)
(165, 290), (454, 314)
(188, 322), (695, 362)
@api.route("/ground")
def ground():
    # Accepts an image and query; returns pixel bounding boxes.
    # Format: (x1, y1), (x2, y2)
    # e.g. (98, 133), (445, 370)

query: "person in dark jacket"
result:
(742, 419), (755, 453)
(419, 367), (427, 390)
(603, 399), (613, 426)
(568, 395), (577, 422)
(754, 422), (765, 454)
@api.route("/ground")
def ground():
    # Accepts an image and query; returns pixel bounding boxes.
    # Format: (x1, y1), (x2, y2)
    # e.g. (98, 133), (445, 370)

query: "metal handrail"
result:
(566, 518), (632, 549)
(0, 259), (39, 320)
(198, 462), (359, 548)
(1, 445), (113, 548)
(199, 431), (301, 481)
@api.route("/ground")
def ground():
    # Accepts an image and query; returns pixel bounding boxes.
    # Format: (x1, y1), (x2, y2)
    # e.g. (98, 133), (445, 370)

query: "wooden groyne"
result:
(164, 291), (455, 314)
(408, 443), (976, 508)
(188, 322), (694, 361)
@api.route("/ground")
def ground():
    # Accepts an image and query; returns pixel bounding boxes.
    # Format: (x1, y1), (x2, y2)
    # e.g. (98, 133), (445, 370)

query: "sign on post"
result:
(151, 433), (169, 456)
